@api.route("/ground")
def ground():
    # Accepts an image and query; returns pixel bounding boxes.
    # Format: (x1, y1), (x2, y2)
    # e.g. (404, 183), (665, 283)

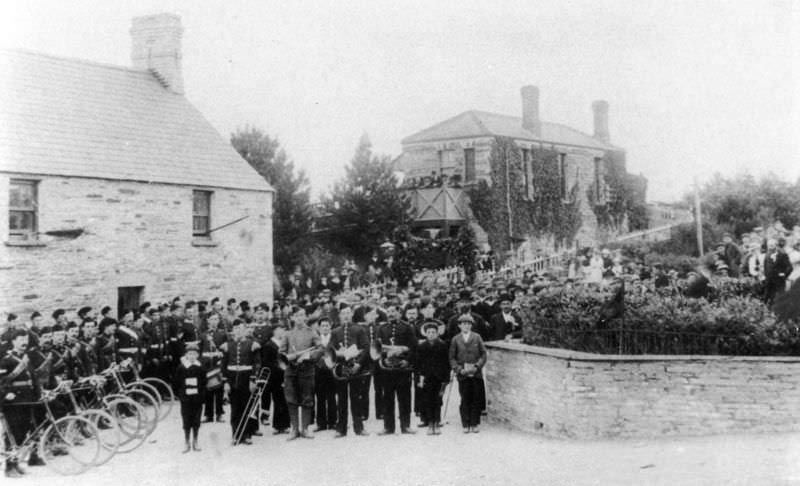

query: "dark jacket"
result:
(415, 338), (450, 382)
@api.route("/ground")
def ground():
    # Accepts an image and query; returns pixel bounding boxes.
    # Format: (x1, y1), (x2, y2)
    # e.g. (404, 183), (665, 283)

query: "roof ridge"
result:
(2, 48), (152, 77)
(401, 110), (483, 144)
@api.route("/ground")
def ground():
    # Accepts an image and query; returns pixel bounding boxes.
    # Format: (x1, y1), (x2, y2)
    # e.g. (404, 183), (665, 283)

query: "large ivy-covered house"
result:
(394, 86), (647, 259)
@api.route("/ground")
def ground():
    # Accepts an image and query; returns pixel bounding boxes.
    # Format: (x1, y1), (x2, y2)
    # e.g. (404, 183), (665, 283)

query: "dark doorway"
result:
(118, 286), (144, 319)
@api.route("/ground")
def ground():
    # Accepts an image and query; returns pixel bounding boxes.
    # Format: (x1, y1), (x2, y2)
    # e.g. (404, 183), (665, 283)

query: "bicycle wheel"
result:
(78, 409), (120, 466)
(128, 380), (168, 421)
(39, 416), (101, 475)
(141, 377), (175, 419)
(123, 388), (159, 436)
(104, 397), (148, 453)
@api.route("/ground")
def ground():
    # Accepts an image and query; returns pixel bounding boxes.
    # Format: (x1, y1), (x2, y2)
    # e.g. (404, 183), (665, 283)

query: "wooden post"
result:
(694, 178), (704, 257)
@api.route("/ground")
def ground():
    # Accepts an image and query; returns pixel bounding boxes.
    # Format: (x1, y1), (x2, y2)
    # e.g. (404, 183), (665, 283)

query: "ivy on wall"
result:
(466, 137), (582, 259)
(586, 150), (649, 233)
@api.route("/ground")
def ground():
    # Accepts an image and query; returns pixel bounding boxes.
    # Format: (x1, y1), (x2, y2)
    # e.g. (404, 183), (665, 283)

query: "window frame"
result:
(464, 148), (476, 183)
(192, 189), (212, 238)
(558, 153), (568, 201)
(8, 179), (39, 241)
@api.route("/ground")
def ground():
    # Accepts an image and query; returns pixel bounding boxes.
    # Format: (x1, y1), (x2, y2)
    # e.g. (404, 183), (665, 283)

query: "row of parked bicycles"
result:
(1, 358), (174, 475)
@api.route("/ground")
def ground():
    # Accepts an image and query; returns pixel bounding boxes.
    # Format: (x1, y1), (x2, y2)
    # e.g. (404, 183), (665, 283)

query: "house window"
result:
(594, 157), (605, 204)
(192, 190), (212, 237)
(558, 153), (567, 200)
(522, 148), (534, 200)
(464, 148), (476, 182)
(9, 179), (38, 240)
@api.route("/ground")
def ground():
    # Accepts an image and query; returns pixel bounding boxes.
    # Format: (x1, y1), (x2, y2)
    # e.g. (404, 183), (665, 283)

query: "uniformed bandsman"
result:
(221, 319), (261, 445)
(376, 302), (417, 435)
(328, 304), (369, 437)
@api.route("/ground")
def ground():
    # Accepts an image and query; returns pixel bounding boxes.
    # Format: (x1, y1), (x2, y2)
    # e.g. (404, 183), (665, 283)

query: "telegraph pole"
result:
(694, 177), (704, 257)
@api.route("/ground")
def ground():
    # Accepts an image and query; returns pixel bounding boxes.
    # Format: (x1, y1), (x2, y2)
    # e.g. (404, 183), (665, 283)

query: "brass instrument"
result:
(325, 344), (369, 381)
(378, 343), (412, 372)
(278, 345), (317, 371)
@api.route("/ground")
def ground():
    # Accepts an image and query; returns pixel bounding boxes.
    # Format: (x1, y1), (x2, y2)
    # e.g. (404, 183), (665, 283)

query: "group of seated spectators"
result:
(399, 171), (466, 190)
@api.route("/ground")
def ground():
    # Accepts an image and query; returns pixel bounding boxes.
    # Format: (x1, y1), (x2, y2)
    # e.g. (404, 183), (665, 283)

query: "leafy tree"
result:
(318, 133), (412, 262)
(691, 172), (800, 236)
(231, 126), (312, 277)
(451, 224), (478, 282)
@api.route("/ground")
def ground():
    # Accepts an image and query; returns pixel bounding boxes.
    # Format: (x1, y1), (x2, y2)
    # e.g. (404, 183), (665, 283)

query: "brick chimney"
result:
(592, 100), (610, 143)
(520, 85), (541, 138)
(130, 13), (184, 94)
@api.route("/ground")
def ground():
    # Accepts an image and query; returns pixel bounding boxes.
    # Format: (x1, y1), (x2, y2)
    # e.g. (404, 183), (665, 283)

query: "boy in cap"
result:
(415, 321), (450, 435)
(174, 342), (206, 452)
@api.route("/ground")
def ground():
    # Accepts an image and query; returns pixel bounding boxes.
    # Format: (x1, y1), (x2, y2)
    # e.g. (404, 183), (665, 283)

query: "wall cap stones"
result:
(486, 340), (800, 364)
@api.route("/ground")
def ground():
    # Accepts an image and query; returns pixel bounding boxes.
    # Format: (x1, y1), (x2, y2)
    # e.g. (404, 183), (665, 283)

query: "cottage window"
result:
(192, 190), (212, 237)
(558, 153), (567, 201)
(9, 179), (38, 240)
(464, 148), (476, 183)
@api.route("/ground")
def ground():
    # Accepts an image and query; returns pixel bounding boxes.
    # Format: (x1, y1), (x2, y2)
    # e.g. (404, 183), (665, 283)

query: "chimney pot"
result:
(592, 100), (610, 143)
(521, 85), (541, 138)
(130, 13), (184, 94)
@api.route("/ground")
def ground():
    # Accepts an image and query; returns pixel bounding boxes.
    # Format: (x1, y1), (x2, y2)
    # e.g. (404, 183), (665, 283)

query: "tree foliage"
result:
(467, 137), (582, 261)
(318, 133), (413, 263)
(231, 126), (312, 277)
(692, 172), (800, 236)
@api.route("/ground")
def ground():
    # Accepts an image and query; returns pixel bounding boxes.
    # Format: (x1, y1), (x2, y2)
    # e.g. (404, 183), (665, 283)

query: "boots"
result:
(286, 407), (300, 441)
(300, 406), (314, 439)
(5, 460), (24, 478)
(191, 428), (201, 451)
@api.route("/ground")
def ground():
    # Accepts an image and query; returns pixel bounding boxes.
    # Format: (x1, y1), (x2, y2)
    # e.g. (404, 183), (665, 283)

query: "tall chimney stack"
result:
(592, 100), (610, 143)
(130, 13), (184, 94)
(521, 85), (541, 138)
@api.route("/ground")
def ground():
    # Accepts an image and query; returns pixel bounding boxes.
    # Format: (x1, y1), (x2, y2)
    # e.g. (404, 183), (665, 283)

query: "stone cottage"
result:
(395, 86), (646, 258)
(0, 14), (274, 316)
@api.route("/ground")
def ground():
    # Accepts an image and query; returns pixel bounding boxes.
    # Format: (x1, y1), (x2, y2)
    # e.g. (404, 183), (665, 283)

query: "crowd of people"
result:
(0, 282), (528, 477)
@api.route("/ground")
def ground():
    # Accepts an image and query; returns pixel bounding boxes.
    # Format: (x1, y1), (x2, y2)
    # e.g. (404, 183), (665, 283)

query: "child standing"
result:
(174, 342), (206, 452)
(415, 321), (451, 435)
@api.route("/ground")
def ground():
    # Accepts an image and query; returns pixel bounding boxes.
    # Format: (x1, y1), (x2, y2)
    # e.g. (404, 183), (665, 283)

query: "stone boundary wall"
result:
(484, 341), (800, 438)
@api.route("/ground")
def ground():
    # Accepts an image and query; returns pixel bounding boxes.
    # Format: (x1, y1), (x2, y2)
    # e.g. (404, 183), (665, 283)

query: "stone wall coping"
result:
(486, 340), (800, 363)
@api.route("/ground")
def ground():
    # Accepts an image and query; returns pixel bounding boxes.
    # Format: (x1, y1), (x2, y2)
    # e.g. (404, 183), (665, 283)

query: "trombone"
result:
(232, 367), (271, 446)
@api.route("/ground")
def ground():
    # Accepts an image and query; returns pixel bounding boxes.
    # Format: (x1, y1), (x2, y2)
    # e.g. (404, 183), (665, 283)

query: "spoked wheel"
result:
(123, 388), (159, 437)
(78, 409), (120, 466)
(128, 380), (169, 421)
(141, 377), (175, 420)
(39, 416), (101, 475)
(104, 396), (148, 453)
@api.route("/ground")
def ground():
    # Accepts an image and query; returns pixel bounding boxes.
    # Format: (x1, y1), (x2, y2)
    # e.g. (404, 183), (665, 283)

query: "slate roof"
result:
(401, 110), (618, 151)
(0, 49), (272, 192)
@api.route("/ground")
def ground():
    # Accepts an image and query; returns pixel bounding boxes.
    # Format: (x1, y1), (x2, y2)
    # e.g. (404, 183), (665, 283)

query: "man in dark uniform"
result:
(281, 307), (323, 440)
(328, 304), (369, 437)
(221, 320), (261, 445)
(262, 322), (289, 434)
(250, 304), (273, 427)
(200, 312), (226, 423)
(377, 303), (417, 435)
(1, 331), (38, 477)
(142, 307), (170, 383)
(356, 304), (385, 421)
(313, 316), (337, 432)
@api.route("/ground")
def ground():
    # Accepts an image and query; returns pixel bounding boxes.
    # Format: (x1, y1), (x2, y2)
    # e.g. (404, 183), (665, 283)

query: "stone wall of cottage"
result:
(484, 341), (800, 438)
(0, 174), (273, 316)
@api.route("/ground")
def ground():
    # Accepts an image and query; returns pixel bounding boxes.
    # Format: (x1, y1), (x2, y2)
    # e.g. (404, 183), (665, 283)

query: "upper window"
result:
(464, 148), (476, 183)
(521, 148), (534, 200)
(594, 157), (605, 205)
(192, 190), (212, 237)
(9, 179), (38, 240)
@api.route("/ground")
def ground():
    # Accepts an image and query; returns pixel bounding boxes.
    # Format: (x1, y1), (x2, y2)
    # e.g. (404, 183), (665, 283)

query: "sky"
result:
(1, 0), (798, 202)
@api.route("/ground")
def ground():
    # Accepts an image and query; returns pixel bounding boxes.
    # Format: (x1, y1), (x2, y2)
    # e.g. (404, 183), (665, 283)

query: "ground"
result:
(12, 389), (800, 486)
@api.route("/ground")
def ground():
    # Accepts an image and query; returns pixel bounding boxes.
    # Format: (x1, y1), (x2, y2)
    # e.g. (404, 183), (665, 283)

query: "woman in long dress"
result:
(585, 248), (604, 284)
